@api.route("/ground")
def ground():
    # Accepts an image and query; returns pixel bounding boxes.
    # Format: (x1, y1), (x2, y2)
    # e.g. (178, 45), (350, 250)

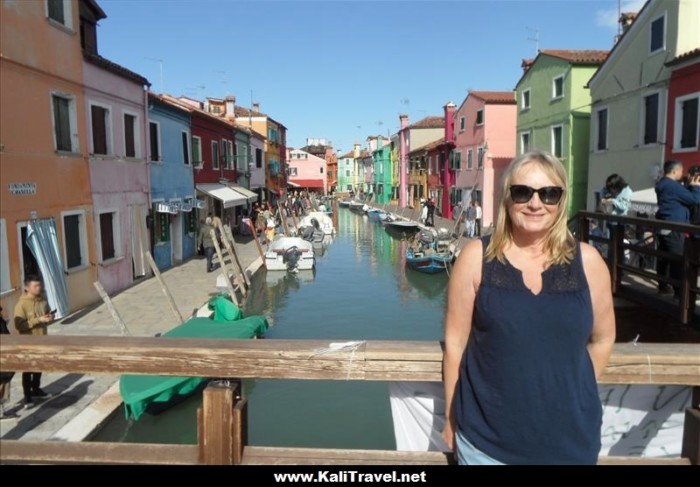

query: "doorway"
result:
(18, 223), (40, 283)
(171, 211), (183, 263)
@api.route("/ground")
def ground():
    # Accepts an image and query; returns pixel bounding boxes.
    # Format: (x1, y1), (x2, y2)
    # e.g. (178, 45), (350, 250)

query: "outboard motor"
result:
(283, 246), (302, 272)
(300, 226), (315, 242)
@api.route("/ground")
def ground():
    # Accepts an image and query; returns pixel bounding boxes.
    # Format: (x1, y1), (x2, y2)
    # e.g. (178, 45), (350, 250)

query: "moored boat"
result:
(405, 248), (453, 274)
(299, 211), (335, 235)
(265, 236), (315, 271)
(384, 220), (420, 233)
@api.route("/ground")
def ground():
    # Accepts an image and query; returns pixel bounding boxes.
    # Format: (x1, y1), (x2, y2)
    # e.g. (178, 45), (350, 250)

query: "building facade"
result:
(147, 94), (196, 271)
(0, 0), (98, 316)
(664, 49), (700, 171)
(287, 148), (327, 193)
(396, 115), (444, 207)
(516, 49), (608, 216)
(337, 151), (355, 194)
(372, 136), (393, 204)
(587, 0), (700, 209)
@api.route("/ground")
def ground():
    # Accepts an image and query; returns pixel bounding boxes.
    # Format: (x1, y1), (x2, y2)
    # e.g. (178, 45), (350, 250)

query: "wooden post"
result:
(93, 282), (130, 336)
(609, 223), (624, 294)
(681, 387), (700, 465)
(679, 237), (695, 325)
(450, 205), (465, 239)
(232, 397), (248, 465)
(210, 229), (239, 307)
(198, 382), (238, 465)
(278, 202), (291, 236)
(246, 220), (266, 267)
(219, 222), (250, 292)
(145, 251), (184, 324)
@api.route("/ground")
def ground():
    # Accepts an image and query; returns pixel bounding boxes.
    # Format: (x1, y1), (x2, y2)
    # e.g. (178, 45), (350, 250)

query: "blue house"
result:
(148, 93), (197, 270)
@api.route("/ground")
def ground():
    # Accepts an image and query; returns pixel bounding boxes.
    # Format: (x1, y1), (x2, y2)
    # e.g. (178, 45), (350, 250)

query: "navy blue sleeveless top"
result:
(453, 236), (602, 465)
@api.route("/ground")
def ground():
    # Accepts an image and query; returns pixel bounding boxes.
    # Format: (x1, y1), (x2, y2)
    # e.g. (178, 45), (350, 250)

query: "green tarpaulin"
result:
(120, 297), (268, 421)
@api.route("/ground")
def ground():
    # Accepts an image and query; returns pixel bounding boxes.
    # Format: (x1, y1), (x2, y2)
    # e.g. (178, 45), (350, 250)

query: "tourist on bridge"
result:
(198, 216), (216, 273)
(599, 174), (633, 216)
(655, 160), (700, 297)
(13, 275), (55, 409)
(465, 202), (476, 238)
(442, 149), (616, 465)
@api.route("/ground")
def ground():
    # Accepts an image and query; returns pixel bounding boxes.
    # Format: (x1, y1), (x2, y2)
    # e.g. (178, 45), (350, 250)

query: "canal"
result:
(93, 208), (448, 449)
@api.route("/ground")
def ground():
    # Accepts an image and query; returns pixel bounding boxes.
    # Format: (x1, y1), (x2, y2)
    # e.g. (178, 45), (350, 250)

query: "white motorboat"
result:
(299, 211), (335, 236)
(265, 236), (315, 271)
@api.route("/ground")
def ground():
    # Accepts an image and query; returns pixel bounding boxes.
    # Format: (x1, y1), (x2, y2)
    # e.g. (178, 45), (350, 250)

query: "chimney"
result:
(225, 95), (235, 120)
(400, 114), (409, 130)
(521, 59), (534, 73)
(619, 12), (637, 35)
(353, 143), (361, 158)
(444, 102), (456, 143)
(252, 102), (260, 113)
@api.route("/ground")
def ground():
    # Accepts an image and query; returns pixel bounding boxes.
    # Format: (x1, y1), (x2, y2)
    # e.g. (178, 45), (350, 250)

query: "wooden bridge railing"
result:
(0, 336), (698, 465)
(577, 211), (700, 325)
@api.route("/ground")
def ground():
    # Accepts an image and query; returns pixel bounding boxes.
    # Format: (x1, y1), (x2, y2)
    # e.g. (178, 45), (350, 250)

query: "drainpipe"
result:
(399, 114), (409, 207)
(144, 86), (152, 208)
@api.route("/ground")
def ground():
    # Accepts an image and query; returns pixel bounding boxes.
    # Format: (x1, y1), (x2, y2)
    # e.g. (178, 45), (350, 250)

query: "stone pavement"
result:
(0, 235), (261, 441)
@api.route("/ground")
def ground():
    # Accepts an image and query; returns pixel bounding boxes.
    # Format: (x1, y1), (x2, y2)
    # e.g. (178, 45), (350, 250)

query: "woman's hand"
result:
(442, 422), (455, 451)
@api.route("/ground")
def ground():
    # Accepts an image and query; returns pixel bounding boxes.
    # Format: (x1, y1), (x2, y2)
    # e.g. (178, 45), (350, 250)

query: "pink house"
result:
(453, 91), (516, 229)
(287, 148), (328, 194)
(82, 2), (151, 295)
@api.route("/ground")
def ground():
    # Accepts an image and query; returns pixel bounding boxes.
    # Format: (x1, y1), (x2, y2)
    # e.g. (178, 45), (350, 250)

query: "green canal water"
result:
(93, 209), (447, 449)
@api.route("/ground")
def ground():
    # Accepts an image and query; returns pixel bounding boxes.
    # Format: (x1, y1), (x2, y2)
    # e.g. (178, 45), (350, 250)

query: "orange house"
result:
(0, 0), (98, 317)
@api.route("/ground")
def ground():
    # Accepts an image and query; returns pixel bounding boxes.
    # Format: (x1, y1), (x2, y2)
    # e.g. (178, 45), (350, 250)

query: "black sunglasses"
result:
(509, 185), (564, 205)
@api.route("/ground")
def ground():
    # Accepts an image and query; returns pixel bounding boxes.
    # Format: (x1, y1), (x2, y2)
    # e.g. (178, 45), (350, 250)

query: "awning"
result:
(629, 187), (658, 215)
(228, 184), (258, 203)
(196, 184), (247, 208)
(290, 179), (325, 189)
(287, 181), (301, 188)
(155, 202), (179, 214)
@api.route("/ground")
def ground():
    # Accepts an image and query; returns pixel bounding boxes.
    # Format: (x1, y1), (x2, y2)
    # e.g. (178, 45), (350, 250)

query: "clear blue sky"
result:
(97, 0), (644, 153)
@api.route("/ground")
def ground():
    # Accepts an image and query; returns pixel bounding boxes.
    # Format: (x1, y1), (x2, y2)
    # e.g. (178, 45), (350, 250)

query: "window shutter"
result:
(48, 0), (65, 24)
(64, 215), (82, 269)
(644, 94), (659, 144)
(53, 96), (72, 151)
(100, 213), (115, 260)
(149, 122), (159, 161)
(124, 115), (136, 157)
(680, 98), (698, 148)
(91, 105), (107, 154)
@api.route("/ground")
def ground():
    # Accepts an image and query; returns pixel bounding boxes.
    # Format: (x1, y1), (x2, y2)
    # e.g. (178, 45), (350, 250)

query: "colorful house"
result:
(249, 129), (267, 196)
(301, 139), (337, 193)
(234, 103), (287, 204)
(287, 148), (327, 194)
(515, 49), (608, 216)
(396, 115), (444, 207)
(372, 136), (393, 204)
(587, 0), (699, 209)
(453, 91), (517, 228)
(0, 0), (98, 316)
(147, 94), (197, 271)
(664, 48), (700, 171)
(337, 149), (356, 194)
(82, 1), (152, 296)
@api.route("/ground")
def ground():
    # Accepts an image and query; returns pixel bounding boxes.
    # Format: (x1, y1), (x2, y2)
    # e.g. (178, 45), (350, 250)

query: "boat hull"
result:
(406, 250), (453, 274)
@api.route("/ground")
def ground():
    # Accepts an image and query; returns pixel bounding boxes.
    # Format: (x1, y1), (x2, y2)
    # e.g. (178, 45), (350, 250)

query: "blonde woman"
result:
(442, 150), (615, 465)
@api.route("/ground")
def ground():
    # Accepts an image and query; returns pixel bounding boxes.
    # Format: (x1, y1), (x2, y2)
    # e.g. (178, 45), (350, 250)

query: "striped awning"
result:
(196, 184), (247, 208)
(228, 184), (258, 203)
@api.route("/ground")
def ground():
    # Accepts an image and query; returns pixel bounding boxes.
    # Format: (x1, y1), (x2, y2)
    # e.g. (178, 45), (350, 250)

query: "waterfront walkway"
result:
(0, 235), (261, 441)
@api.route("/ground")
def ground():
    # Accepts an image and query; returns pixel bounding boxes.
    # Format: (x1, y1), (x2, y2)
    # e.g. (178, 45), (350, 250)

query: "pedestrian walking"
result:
(443, 149), (615, 464)
(13, 275), (54, 409)
(465, 202), (476, 238)
(1, 306), (19, 420)
(426, 198), (436, 227)
(474, 200), (482, 236)
(198, 216), (216, 272)
(655, 160), (700, 297)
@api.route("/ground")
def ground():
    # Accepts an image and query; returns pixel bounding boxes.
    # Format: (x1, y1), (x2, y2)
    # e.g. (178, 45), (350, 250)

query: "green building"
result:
(372, 137), (393, 204)
(515, 49), (608, 216)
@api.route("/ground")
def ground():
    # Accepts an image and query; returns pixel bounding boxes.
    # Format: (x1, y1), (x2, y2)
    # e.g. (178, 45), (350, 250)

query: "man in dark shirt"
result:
(654, 160), (700, 296)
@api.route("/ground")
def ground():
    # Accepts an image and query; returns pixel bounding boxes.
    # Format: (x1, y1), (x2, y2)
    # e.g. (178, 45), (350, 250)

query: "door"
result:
(172, 212), (183, 263)
(18, 223), (40, 283)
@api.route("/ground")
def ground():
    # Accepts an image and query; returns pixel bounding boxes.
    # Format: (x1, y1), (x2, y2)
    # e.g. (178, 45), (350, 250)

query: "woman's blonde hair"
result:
(484, 149), (576, 266)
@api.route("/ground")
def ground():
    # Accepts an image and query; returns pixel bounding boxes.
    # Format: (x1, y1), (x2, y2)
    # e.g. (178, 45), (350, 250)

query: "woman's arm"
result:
(442, 239), (482, 450)
(581, 243), (616, 379)
(611, 186), (632, 214)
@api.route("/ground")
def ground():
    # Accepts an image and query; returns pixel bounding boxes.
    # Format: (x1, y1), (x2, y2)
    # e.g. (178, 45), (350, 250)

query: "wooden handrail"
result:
(1, 336), (698, 385)
(577, 211), (700, 234)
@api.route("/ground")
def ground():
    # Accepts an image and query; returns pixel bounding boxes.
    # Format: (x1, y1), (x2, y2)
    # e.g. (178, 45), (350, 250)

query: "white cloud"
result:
(596, 0), (647, 29)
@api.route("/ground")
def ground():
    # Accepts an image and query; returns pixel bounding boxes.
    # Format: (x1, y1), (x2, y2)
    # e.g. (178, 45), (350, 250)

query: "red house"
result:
(665, 48), (700, 171)
(434, 102), (457, 220)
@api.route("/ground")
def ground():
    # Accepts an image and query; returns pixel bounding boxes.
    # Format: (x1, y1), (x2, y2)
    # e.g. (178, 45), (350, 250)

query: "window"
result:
(320, 167), (324, 174)
(181, 131), (190, 165)
(0, 219), (11, 294)
(642, 92), (660, 145)
(475, 109), (484, 126)
(521, 89), (531, 110)
(153, 206), (170, 243)
(212, 141), (220, 170)
(450, 150), (461, 170)
(650, 14), (665, 54)
(346, 170), (350, 177)
(192, 136), (202, 165)
(459, 117), (465, 131)
(239, 144), (248, 170)
(467, 149), (473, 169)
(674, 93), (700, 151)
(450, 188), (463, 206)
(98, 211), (119, 262)
(288, 167), (298, 176)
(255, 148), (263, 168)
(124, 113), (138, 158)
(592, 108), (608, 152)
(520, 132), (530, 154)
(46, 0), (72, 29)
(149, 121), (160, 161)
(347, 184), (353, 191)
(221, 139), (229, 169)
(90, 103), (111, 155)
(61, 210), (88, 271)
(477, 147), (484, 169)
(552, 75), (564, 99)
(51, 93), (77, 152)
(551, 125), (563, 158)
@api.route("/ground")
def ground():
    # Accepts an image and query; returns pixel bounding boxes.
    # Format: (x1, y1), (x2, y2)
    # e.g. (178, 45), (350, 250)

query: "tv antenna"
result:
(215, 70), (230, 95)
(526, 27), (539, 55)
(145, 57), (164, 93)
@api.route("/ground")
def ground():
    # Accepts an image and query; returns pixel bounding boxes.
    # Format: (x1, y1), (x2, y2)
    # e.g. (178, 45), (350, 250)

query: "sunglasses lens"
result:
(541, 187), (563, 205)
(510, 185), (533, 203)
